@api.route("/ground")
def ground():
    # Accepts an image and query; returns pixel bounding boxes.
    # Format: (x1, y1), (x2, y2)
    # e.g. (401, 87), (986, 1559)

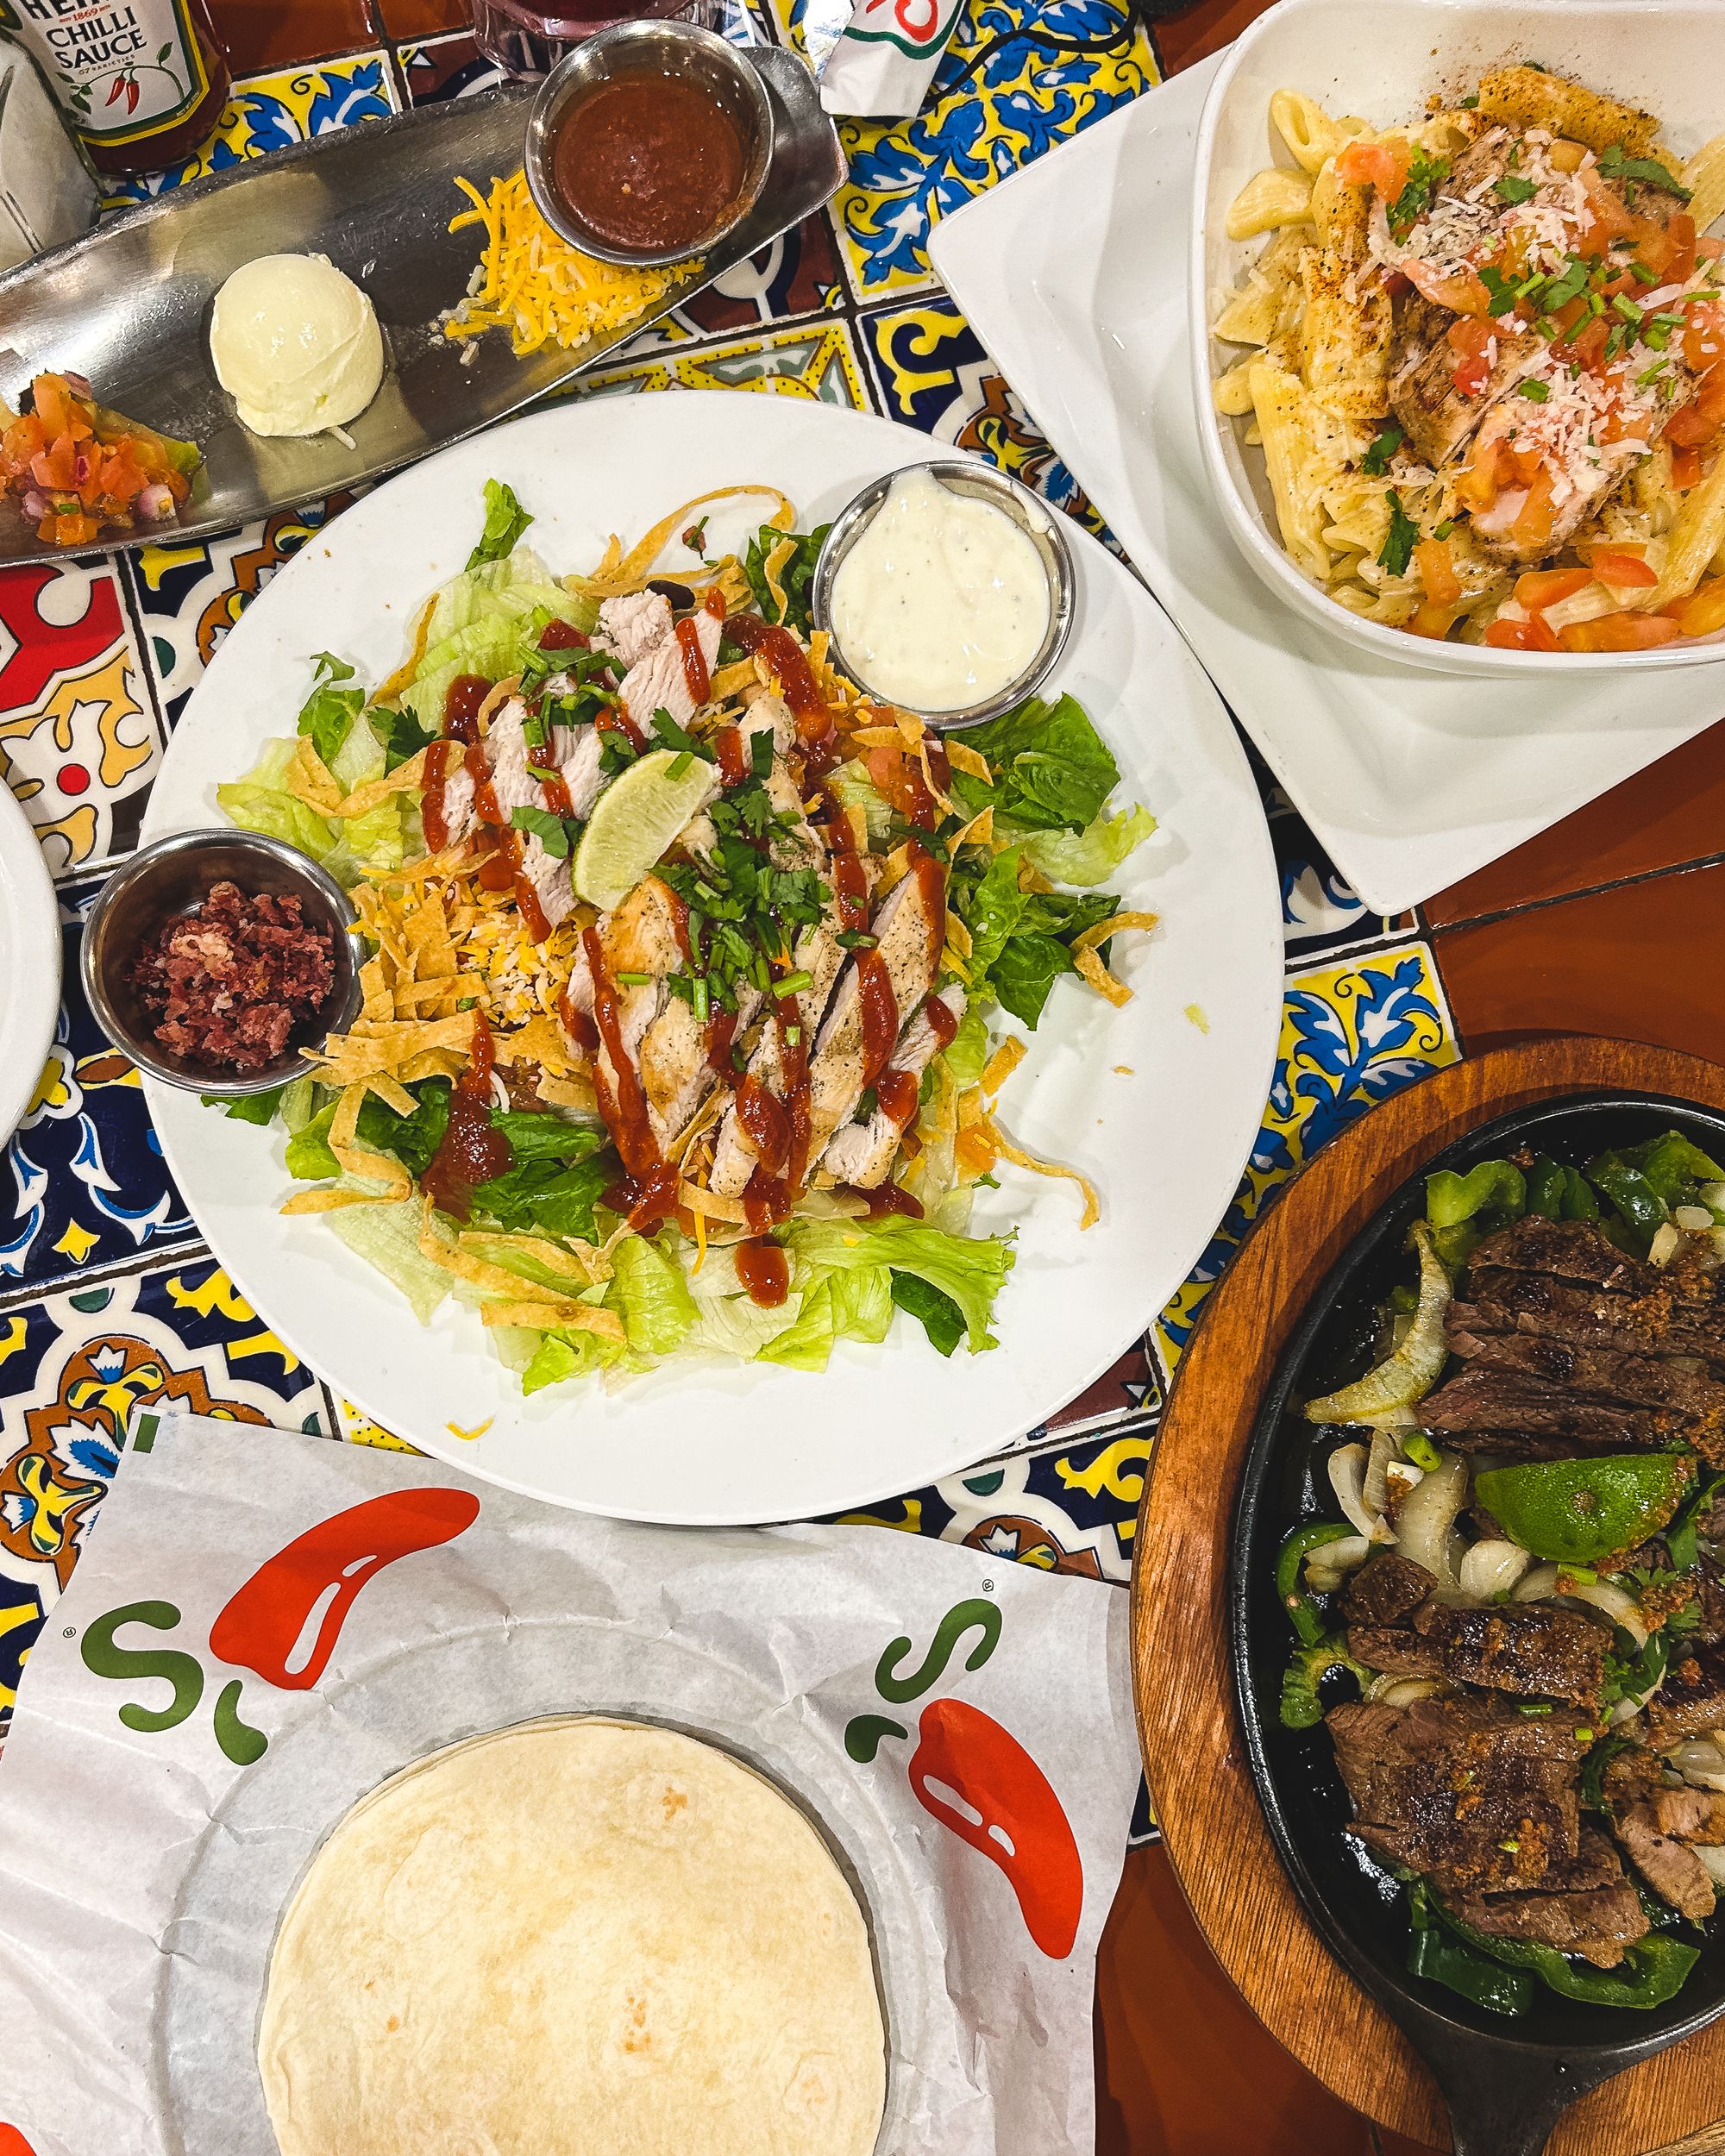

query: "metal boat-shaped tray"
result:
(0, 51), (844, 561)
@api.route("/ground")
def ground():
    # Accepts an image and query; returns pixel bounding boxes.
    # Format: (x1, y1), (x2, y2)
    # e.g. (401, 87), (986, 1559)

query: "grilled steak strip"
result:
(1327, 1692), (1585, 1893)
(1469, 1219), (1660, 1295)
(1440, 1831), (1649, 1969)
(1446, 1329), (1725, 1420)
(1343, 1554), (1607, 1707)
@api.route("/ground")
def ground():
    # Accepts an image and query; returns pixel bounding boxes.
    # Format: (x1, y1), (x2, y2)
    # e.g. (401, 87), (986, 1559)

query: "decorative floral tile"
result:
(1, 885), (197, 1296)
(574, 320), (870, 407)
(0, 1257), (330, 1727)
(856, 297), (1115, 542)
(769, 0), (1154, 299)
(0, 557), (166, 878)
(1154, 941), (1459, 1374)
(104, 52), (398, 204)
(126, 492), (365, 727)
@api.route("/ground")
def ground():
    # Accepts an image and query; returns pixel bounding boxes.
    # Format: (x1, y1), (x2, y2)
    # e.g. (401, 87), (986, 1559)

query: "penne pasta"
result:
(1211, 69), (1725, 653)
(1225, 166), (1315, 241)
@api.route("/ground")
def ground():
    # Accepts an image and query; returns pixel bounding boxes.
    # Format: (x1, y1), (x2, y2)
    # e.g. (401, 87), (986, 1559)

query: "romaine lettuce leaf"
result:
(785, 1217), (1013, 1352)
(400, 550), (597, 736)
(954, 693), (1120, 834)
(467, 479), (534, 569)
(757, 1263), (894, 1372)
(296, 651), (365, 768)
(1012, 802), (1155, 887)
(605, 1232), (697, 1356)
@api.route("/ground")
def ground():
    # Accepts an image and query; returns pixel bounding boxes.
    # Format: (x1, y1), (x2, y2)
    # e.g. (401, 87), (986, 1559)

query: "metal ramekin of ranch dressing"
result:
(829, 467), (1052, 713)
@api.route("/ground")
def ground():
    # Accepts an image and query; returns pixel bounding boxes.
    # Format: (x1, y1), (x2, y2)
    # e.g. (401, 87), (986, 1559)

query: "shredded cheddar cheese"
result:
(443, 171), (691, 359)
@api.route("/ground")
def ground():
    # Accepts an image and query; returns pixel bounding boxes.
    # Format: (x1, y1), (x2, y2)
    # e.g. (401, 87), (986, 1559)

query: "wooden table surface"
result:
(3, 0), (1722, 2151)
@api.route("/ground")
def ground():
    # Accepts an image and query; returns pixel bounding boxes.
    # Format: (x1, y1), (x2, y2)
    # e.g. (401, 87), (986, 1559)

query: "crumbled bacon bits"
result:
(128, 880), (335, 1072)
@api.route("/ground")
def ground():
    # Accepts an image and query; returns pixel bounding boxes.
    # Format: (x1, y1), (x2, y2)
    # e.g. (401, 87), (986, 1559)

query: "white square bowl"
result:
(1192, 0), (1725, 678)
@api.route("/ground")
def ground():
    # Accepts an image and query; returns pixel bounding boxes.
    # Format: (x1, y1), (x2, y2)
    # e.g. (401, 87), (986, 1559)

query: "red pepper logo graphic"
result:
(908, 1696), (1084, 1959)
(0, 2126), (40, 2155)
(210, 1489), (480, 1690)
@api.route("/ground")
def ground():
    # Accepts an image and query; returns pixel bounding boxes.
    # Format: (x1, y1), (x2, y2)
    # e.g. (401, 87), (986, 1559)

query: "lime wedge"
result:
(1475, 1453), (1692, 1566)
(573, 748), (716, 912)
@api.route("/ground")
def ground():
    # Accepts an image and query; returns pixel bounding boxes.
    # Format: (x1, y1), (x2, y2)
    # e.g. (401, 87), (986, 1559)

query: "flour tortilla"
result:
(258, 1716), (887, 2156)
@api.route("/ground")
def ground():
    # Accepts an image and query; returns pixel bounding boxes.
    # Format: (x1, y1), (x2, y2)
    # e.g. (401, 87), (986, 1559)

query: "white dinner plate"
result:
(929, 54), (1725, 918)
(141, 392), (1283, 1524)
(0, 776), (60, 1149)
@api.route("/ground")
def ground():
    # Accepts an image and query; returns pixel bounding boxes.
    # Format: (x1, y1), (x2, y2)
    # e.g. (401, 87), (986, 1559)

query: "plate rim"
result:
(139, 388), (1284, 1523)
(0, 779), (61, 1150)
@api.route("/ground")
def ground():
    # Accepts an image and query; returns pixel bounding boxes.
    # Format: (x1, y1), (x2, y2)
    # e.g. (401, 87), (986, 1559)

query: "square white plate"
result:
(929, 48), (1725, 916)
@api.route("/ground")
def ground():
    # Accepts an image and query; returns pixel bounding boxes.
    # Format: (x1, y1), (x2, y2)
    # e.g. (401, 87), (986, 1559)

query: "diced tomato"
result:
(1406, 258), (1492, 316)
(1683, 302), (1725, 377)
(1511, 468), (1558, 552)
(3, 372), (196, 546)
(1515, 567), (1595, 613)
(1560, 611), (1683, 651)
(1335, 139), (1413, 199)
(1447, 317), (1497, 398)
(1560, 317), (1610, 372)
(1668, 368), (1725, 448)
(1665, 577), (1725, 638)
(1458, 434), (1505, 512)
(1659, 213), (1699, 286)
(1414, 538), (1462, 607)
(1408, 602), (1465, 640)
(1506, 439), (1547, 486)
(1585, 547), (1658, 590)
(1579, 167), (1638, 243)
(1673, 443), (1706, 489)
(1485, 613), (1563, 652)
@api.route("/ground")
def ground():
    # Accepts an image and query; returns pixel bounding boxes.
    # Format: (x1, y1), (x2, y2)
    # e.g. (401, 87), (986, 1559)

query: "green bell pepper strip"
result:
(1525, 1155), (1567, 1219)
(1445, 1905), (1699, 2009)
(1619, 1131), (1725, 1206)
(1426, 1159), (1527, 1230)
(1278, 1635), (1364, 1729)
(1407, 1915), (1535, 2015)
(1276, 1520), (1354, 1645)
(1666, 1469), (1725, 1576)
(1560, 1166), (1603, 1220)
(1586, 1154), (1668, 1253)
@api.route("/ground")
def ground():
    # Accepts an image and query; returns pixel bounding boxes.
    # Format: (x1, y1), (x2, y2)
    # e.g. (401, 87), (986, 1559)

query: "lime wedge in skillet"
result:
(573, 748), (716, 912)
(1474, 1453), (1693, 1566)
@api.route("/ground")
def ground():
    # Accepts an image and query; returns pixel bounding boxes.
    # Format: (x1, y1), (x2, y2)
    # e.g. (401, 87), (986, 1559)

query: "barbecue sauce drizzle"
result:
(423, 1009), (512, 1222)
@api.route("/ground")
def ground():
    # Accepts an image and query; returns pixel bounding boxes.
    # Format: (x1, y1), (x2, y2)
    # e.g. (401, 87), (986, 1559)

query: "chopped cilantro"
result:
(1494, 174), (1538, 205)
(1378, 490), (1419, 577)
(510, 804), (575, 857)
(1389, 149), (1451, 238)
(1599, 141), (1691, 201)
(1361, 422), (1404, 476)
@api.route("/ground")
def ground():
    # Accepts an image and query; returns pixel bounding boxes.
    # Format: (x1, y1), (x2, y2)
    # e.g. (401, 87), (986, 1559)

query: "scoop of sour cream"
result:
(829, 469), (1051, 713)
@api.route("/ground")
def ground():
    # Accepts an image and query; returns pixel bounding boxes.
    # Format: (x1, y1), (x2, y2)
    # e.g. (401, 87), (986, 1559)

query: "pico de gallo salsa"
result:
(1, 373), (200, 548)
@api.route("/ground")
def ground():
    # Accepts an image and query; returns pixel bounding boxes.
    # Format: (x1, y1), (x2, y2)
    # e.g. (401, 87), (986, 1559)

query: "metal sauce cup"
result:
(81, 830), (363, 1098)
(811, 461), (1076, 731)
(524, 22), (775, 270)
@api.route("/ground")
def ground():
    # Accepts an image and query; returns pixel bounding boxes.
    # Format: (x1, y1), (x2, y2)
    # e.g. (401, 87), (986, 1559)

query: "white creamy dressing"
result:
(830, 469), (1050, 711)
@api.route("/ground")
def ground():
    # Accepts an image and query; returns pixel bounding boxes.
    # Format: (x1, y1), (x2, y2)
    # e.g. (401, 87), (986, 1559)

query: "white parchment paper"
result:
(0, 1413), (1139, 2156)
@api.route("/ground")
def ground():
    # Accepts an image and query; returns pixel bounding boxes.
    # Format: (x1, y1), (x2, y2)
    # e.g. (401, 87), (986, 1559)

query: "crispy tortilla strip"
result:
(290, 738), (431, 820)
(280, 1185), (407, 1214)
(762, 536), (797, 622)
(970, 1105), (1100, 1228)
(459, 1230), (608, 1285)
(497, 1012), (586, 1079)
(365, 1071), (420, 1117)
(398, 1048), (469, 1084)
(377, 597), (436, 703)
(979, 1037), (1026, 1096)
(678, 1181), (751, 1223)
(1071, 910), (1160, 955)
(580, 488), (794, 597)
(287, 738), (345, 815)
(849, 726), (906, 749)
(708, 659), (757, 701)
(480, 1300), (626, 1339)
(944, 912), (973, 959)
(310, 1008), (478, 1085)
(329, 1083), (412, 1196)
(536, 1074), (599, 1111)
(945, 738), (991, 782)
(1074, 947), (1132, 1008)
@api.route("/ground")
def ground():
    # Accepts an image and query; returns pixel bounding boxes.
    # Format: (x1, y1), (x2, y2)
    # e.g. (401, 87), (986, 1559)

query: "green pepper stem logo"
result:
(845, 1595), (1084, 1959)
(78, 1489), (480, 1764)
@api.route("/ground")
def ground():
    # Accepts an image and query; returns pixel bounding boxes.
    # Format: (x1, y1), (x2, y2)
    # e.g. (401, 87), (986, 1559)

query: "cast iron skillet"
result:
(1231, 1090), (1725, 2156)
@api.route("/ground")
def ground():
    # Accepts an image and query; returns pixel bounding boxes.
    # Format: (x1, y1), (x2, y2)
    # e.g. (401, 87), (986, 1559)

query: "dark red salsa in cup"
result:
(553, 72), (747, 256)
(127, 879), (335, 1074)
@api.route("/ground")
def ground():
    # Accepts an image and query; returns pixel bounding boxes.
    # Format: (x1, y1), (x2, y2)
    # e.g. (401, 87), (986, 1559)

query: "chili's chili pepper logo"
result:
(76, 1489), (480, 1764)
(845, 1596), (1084, 1959)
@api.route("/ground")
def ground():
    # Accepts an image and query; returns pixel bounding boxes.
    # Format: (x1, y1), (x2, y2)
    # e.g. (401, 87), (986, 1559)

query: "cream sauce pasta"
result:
(830, 469), (1050, 710)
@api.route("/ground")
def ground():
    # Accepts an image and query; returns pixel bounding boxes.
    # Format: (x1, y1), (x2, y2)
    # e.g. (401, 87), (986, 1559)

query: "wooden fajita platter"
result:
(1132, 1037), (1725, 2156)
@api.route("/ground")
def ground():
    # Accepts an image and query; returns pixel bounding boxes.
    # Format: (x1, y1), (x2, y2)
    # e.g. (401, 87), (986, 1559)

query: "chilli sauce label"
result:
(78, 1487), (480, 1763)
(845, 1595), (1085, 1959)
(0, 0), (212, 144)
